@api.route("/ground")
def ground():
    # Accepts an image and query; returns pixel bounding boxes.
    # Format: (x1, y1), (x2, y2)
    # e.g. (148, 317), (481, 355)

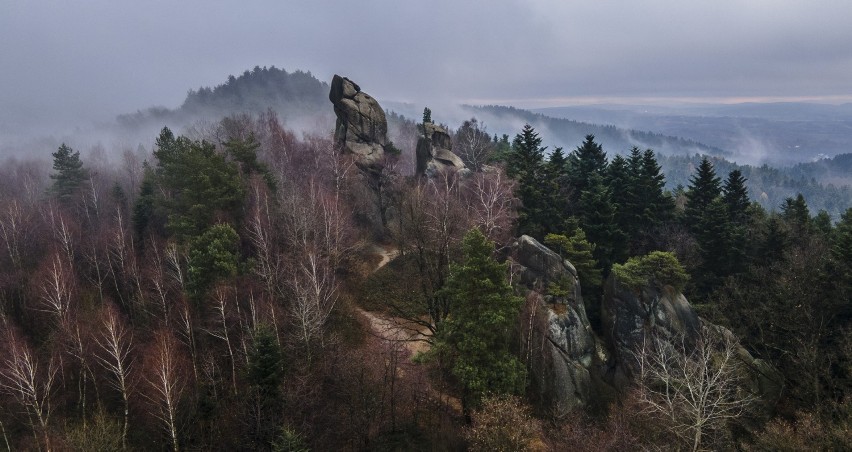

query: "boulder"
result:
(416, 122), (468, 177)
(510, 235), (604, 416)
(329, 75), (390, 167)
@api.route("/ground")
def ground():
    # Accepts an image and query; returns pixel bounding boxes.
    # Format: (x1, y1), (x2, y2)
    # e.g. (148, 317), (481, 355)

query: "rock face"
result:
(329, 75), (389, 168)
(416, 122), (467, 177)
(509, 235), (603, 416)
(601, 277), (701, 387)
(602, 273), (783, 406)
(509, 236), (780, 418)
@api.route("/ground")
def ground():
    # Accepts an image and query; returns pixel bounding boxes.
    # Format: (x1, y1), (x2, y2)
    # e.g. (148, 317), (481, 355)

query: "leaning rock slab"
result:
(329, 75), (390, 168)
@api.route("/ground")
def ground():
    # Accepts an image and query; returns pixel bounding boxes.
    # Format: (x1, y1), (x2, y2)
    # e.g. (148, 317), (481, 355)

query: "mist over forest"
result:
(0, 64), (851, 451)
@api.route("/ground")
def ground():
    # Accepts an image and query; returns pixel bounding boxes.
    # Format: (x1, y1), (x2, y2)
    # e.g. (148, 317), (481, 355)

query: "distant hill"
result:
(535, 103), (852, 165)
(116, 66), (331, 130)
(465, 105), (729, 158)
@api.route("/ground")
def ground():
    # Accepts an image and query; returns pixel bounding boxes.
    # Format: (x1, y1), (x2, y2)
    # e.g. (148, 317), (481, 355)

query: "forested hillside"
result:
(0, 71), (850, 451)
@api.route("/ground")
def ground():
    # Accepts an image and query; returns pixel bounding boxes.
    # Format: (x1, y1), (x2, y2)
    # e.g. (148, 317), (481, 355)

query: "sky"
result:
(3, 0), (852, 127)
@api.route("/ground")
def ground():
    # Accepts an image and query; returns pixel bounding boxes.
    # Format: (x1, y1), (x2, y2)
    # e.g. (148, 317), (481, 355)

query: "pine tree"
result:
(833, 208), (852, 283)
(608, 154), (640, 251)
(578, 173), (625, 271)
(50, 143), (88, 201)
(507, 125), (548, 238)
(684, 157), (722, 231)
(781, 194), (811, 239)
(567, 134), (608, 205)
(633, 149), (675, 253)
(153, 127), (245, 242)
(435, 228), (525, 409)
(545, 229), (603, 329)
(722, 169), (750, 224)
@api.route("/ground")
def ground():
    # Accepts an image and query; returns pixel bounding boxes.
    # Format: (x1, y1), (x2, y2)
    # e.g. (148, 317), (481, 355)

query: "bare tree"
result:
(143, 332), (185, 452)
(0, 328), (58, 452)
(634, 325), (757, 451)
(393, 171), (469, 339)
(452, 118), (494, 172)
(0, 199), (24, 270)
(289, 251), (337, 362)
(37, 254), (75, 323)
(94, 303), (134, 448)
(465, 168), (518, 246)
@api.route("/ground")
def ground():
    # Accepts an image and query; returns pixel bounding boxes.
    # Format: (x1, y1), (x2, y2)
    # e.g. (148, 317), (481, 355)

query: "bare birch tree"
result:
(634, 326), (757, 451)
(144, 332), (184, 452)
(0, 328), (58, 452)
(94, 303), (134, 448)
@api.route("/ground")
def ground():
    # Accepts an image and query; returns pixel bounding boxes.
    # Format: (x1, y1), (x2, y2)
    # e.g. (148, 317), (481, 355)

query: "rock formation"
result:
(509, 235), (781, 417)
(509, 235), (607, 416)
(416, 122), (467, 177)
(329, 75), (390, 168)
(602, 271), (783, 407)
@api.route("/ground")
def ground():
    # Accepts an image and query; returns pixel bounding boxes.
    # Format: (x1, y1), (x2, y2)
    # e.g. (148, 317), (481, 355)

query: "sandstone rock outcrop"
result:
(509, 236), (780, 418)
(602, 272), (783, 406)
(329, 75), (390, 168)
(509, 235), (605, 416)
(416, 122), (467, 177)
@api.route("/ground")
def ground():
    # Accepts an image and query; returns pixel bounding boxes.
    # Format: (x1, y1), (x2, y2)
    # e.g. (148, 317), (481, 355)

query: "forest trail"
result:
(354, 245), (462, 413)
(355, 246), (430, 356)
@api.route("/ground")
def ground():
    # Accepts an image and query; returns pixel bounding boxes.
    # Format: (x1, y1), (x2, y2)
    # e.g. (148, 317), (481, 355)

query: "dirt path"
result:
(355, 245), (462, 413)
(356, 246), (431, 356)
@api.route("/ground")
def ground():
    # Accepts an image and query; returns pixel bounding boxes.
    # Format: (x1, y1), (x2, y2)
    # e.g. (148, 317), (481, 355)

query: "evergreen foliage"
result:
(186, 223), (241, 299)
(567, 134), (608, 205)
(49, 143), (88, 201)
(506, 124), (549, 238)
(578, 172), (625, 271)
(153, 127), (246, 242)
(722, 169), (750, 224)
(434, 228), (525, 409)
(684, 157), (722, 231)
(611, 251), (689, 292)
(545, 230), (604, 329)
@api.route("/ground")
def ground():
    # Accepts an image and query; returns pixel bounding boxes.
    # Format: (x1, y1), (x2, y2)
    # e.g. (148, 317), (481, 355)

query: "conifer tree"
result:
(567, 134), (608, 205)
(608, 154), (640, 252)
(50, 143), (88, 202)
(507, 125), (548, 238)
(722, 169), (750, 224)
(833, 208), (852, 283)
(684, 157), (722, 231)
(578, 173), (625, 271)
(632, 149), (674, 253)
(545, 229), (603, 329)
(435, 228), (525, 410)
(152, 127), (245, 242)
(781, 194), (811, 239)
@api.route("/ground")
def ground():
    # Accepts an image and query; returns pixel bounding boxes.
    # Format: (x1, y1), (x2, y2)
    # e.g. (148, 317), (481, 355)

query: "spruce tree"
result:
(608, 154), (640, 251)
(722, 169), (750, 224)
(567, 134), (608, 205)
(435, 228), (525, 409)
(634, 149), (675, 252)
(833, 208), (852, 283)
(507, 124), (548, 238)
(578, 172), (625, 271)
(684, 157), (722, 232)
(50, 143), (88, 202)
(781, 193), (811, 238)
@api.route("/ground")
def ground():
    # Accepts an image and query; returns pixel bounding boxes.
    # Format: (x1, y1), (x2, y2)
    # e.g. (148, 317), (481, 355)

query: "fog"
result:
(3, 1), (852, 161)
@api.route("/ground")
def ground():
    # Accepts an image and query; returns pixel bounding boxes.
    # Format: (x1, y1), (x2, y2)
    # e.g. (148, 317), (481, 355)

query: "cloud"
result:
(2, 0), (852, 132)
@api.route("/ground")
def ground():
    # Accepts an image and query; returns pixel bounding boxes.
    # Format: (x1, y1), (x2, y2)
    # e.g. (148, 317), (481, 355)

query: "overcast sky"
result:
(3, 0), (852, 126)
